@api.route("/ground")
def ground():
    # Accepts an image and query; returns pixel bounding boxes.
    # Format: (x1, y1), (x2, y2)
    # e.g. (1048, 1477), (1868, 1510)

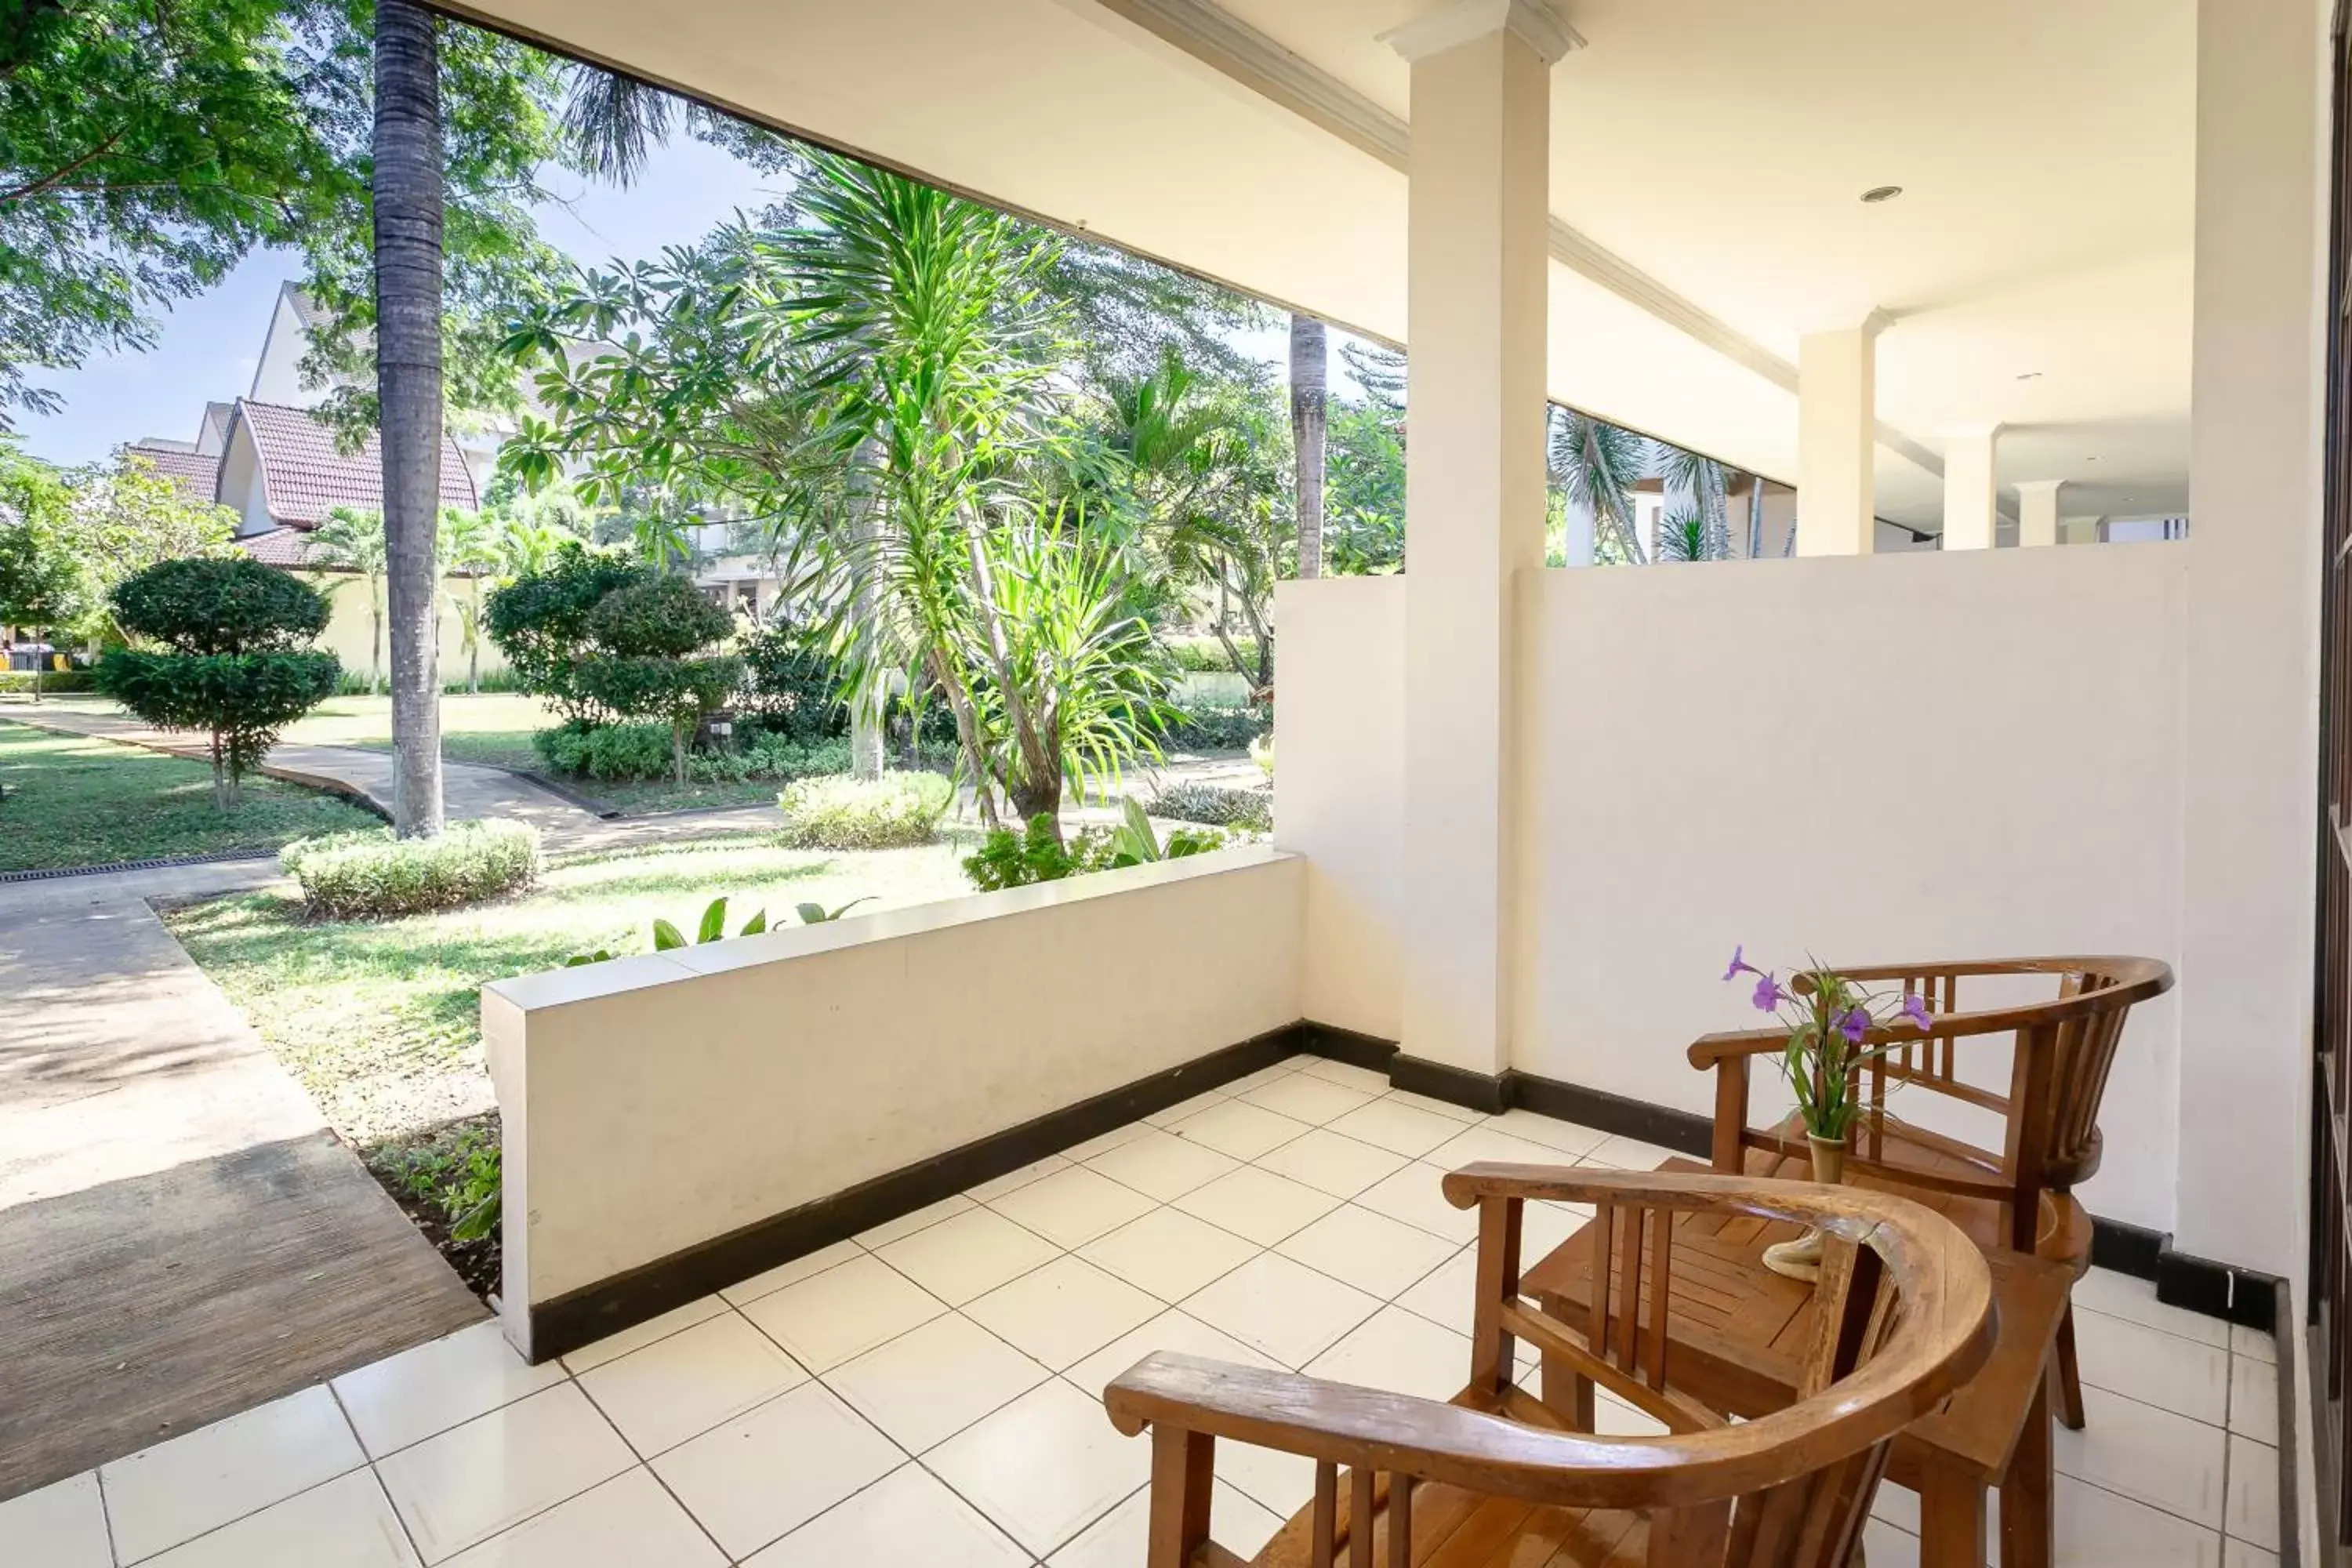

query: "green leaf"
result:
(794, 901), (828, 924)
(651, 918), (685, 951)
(739, 908), (768, 936)
(696, 897), (728, 944)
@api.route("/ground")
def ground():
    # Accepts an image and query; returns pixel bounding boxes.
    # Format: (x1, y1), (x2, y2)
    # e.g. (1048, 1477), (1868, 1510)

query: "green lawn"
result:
(0, 720), (379, 873)
(165, 831), (982, 1151)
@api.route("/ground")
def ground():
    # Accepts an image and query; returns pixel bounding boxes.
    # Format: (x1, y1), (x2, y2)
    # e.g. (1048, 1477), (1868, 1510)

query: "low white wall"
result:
(482, 846), (1304, 1357)
(1276, 578), (1405, 1040)
(1279, 546), (2191, 1234)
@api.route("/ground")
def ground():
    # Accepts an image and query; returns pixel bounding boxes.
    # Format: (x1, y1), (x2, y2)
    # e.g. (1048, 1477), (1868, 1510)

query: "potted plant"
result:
(1722, 947), (1934, 1280)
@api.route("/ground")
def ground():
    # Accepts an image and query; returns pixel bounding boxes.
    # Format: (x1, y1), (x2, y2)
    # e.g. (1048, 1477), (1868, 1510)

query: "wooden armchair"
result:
(1686, 956), (2172, 1429)
(1103, 1167), (1993, 1568)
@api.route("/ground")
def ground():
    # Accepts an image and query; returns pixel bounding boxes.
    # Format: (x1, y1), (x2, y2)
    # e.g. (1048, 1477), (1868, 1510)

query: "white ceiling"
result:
(444, 0), (2195, 528)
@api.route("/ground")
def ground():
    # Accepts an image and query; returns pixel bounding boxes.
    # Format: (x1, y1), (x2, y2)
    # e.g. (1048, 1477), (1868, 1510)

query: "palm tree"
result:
(437, 505), (497, 693)
(1548, 408), (1647, 564)
(310, 506), (389, 693)
(1289, 314), (1327, 579)
(373, 0), (445, 837)
(1656, 443), (1730, 560)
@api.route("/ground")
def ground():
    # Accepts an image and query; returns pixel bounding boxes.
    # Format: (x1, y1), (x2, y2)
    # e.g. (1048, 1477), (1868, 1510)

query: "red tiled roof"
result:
(121, 444), (220, 503)
(237, 525), (325, 568)
(234, 400), (478, 528)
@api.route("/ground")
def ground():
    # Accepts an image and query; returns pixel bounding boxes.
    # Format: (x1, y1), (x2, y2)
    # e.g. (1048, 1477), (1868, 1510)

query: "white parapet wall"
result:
(1276, 542), (2191, 1234)
(483, 844), (1304, 1359)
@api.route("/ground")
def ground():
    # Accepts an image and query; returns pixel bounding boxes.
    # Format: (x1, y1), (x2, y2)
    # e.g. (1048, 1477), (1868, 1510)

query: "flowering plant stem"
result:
(1722, 948), (1934, 1145)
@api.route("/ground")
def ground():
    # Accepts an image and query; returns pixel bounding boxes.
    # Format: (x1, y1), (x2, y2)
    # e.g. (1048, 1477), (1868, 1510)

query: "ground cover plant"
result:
(0, 720), (376, 873)
(281, 818), (543, 919)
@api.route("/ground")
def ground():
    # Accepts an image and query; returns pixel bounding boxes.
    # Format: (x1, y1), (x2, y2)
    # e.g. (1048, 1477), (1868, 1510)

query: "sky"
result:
(16, 127), (1356, 470)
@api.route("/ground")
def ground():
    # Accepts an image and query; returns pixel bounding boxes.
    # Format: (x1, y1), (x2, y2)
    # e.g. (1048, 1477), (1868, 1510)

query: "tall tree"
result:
(0, 441), (81, 700)
(1656, 443), (1730, 561)
(1548, 408), (1647, 565)
(1289, 314), (1327, 579)
(373, 0), (445, 836)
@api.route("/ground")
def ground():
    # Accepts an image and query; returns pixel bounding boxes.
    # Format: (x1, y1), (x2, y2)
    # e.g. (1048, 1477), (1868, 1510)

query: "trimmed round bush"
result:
(1148, 780), (1272, 833)
(281, 818), (543, 919)
(776, 771), (953, 850)
(112, 556), (329, 655)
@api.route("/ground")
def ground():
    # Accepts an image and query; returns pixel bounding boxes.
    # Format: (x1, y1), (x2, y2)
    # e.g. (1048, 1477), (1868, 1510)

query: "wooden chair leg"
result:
(2052, 1303), (2086, 1431)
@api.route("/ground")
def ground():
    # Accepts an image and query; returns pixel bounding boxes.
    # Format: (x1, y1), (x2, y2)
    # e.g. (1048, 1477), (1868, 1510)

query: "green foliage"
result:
(1655, 508), (1716, 564)
(776, 771), (953, 850)
(1149, 781), (1272, 833)
(961, 807), (1223, 891)
(1250, 733), (1275, 779)
(385, 1123), (502, 1243)
(1163, 635), (1260, 673)
(586, 574), (732, 659)
(484, 547), (651, 720)
(0, 440), (85, 651)
(110, 557), (330, 654)
(794, 896), (873, 924)
(0, 669), (93, 693)
(279, 818), (543, 920)
(533, 720), (844, 786)
(1160, 703), (1269, 753)
(1550, 408), (1650, 565)
(1326, 400), (1405, 575)
(568, 890), (862, 966)
(62, 451), (239, 633)
(739, 625), (848, 743)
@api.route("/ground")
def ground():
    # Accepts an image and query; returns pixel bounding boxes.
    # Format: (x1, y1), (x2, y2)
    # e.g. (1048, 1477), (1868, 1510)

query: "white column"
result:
(2015, 480), (2063, 548)
(1388, 0), (1574, 1081)
(2175, 0), (2325, 1281)
(1796, 322), (1881, 555)
(2060, 514), (2103, 546)
(1940, 425), (2004, 550)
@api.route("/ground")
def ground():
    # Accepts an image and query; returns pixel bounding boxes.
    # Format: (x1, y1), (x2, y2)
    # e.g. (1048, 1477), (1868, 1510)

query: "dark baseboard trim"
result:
(2089, 1214), (2167, 1279)
(1294, 1021), (1399, 1072)
(1388, 1056), (1510, 1115)
(1508, 1076), (1712, 1159)
(2089, 1214), (2281, 1330)
(525, 1022), (1305, 1362)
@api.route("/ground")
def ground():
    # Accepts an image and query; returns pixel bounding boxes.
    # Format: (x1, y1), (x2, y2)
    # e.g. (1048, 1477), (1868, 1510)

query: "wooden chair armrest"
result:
(1686, 1025), (1789, 1069)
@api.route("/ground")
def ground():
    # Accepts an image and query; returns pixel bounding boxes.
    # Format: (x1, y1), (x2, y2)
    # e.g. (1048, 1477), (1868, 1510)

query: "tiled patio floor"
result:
(1, 1053), (2285, 1566)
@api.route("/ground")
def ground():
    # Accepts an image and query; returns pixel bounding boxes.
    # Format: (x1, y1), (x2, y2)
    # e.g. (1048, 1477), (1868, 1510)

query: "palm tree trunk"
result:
(848, 447), (885, 782)
(1746, 474), (1765, 559)
(375, 0), (445, 837)
(1290, 314), (1327, 579)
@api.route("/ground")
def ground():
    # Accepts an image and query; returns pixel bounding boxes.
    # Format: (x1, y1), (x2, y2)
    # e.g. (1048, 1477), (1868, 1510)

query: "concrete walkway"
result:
(0, 859), (485, 1501)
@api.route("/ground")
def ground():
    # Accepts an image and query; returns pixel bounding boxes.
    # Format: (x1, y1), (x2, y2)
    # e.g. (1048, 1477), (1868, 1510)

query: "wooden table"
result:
(1519, 1156), (2079, 1568)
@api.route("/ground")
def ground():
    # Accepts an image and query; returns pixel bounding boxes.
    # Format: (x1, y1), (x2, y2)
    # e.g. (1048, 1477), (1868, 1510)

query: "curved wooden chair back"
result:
(1104, 1167), (1993, 1568)
(1692, 956), (2172, 1253)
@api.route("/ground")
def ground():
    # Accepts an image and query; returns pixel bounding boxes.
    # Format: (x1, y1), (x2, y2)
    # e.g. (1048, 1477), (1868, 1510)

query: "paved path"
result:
(0, 858), (485, 1501)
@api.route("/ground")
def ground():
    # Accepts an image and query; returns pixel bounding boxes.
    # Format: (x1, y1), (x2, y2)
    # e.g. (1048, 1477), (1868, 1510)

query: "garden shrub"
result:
(483, 547), (649, 720)
(281, 818), (543, 918)
(1149, 780), (1273, 833)
(739, 625), (848, 743)
(776, 771), (953, 850)
(963, 808), (1225, 891)
(96, 557), (339, 808)
(0, 669), (95, 693)
(1160, 702), (1269, 752)
(532, 720), (673, 782)
(1164, 635), (1259, 674)
(575, 576), (742, 784)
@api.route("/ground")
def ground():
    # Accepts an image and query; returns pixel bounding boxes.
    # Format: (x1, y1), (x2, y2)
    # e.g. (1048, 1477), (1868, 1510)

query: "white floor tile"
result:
(2071, 1269), (2231, 1349)
(561, 1294), (731, 1375)
(1520, 1199), (1597, 1261)
(439, 1468), (724, 1567)
(142, 1470), (419, 1568)
(1393, 1245), (1479, 1338)
(1062, 1308), (1283, 1396)
(1352, 1162), (1480, 1242)
(1427, 1123), (1588, 1172)
(2225, 1538), (2281, 1568)
(986, 1164), (1156, 1250)
(2230, 1355), (2279, 1439)
(854, 1193), (974, 1248)
(745, 1462), (1029, 1567)
(2226, 1433), (2280, 1552)
(376, 1383), (636, 1565)
(0, 1472), (111, 1568)
(1183, 1252), (1381, 1367)
(1215, 1438), (1322, 1519)
(1323, 1098), (1465, 1158)
(1593, 1388), (1670, 1437)
(2045, 1474), (2223, 1568)
(2230, 1323), (2278, 1363)
(1059, 1121), (1153, 1161)
(1276, 1203), (1459, 1301)
(965, 1256), (1164, 1371)
(926, 1379), (1152, 1557)
(2053, 1385), (2227, 1530)
(1860, 1516), (1919, 1568)
(2072, 1306), (2230, 1425)
(966, 1154), (1072, 1203)
(1221, 1058), (1312, 1094)
(1238, 1074), (1377, 1127)
(1253, 1127), (1410, 1199)
(1580, 1135), (1684, 1171)
(576, 1311), (808, 1457)
(652, 1382), (903, 1561)
(1294, 1058), (1392, 1094)
(101, 1385), (365, 1565)
(735, 1253), (944, 1372)
(1379, 1090), (1485, 1125)
(1174, 1165), (1341, 1247)
(718, 1240), (862, 1308)
(1083, 1130), (1240, 1201)
(1145, 1090), (1235, 1128)
(825, 1312), (1048, 1453)
(1304, 1305), (1472, 1403)
(334, 1322), (566, 1461)
(1047, 1477), (1282, 1566)
(1483, 1109), (1611, 1158)
(1166, 1098), (1313, 1162)
(1080, 1207), (1260, 1302)
(873, 1205), (1061, 1306)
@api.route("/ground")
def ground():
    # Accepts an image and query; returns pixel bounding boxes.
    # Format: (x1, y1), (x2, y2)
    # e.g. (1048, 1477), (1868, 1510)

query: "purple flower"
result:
(1751, 973), (1786, 1011)
(1838, 1007), (1868, 1044)
(1723, 945), (1757, 982)
(1900, 993), (1933, 1033)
